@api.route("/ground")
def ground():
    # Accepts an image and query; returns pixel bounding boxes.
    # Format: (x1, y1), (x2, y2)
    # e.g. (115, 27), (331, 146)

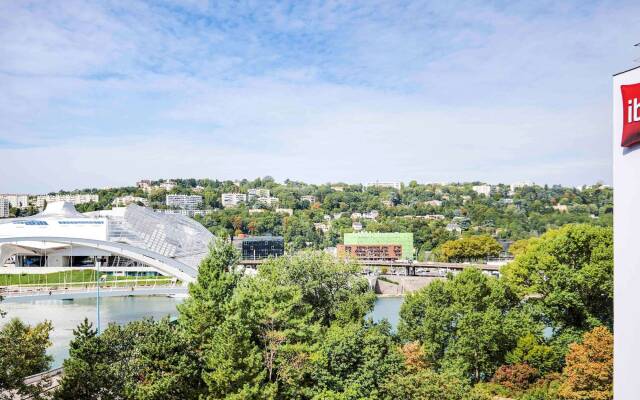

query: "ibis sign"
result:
(621, 82), (640, 147)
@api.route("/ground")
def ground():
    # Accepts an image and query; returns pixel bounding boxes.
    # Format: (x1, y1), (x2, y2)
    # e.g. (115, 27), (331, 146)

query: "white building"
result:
(221, 193), (247, 208)
(113, 196), (149, 207)
(446, 223), (462, 234)
(248, 188), (270, 200)
(553, 204), (569, 213)
(510, 181), (532, 192)
(418, 214), (445, 220)
(352, 222), (363, 231)
(301, 195), (317, 203)
(0, 202), (213, 282)
(0, 194), (29, 209)
(159, 181), (177, 191)
(362, 210), (379, 220)
(256, 196), (279, 207)
(0, 198), (10, 218)
(136, 180), (152, 191)
(314, 223), (329, 233)
(166, 194), (203, 210)
(366, 181), (401, 190)
(472, 185), (492, 196)
(612, 62), (640, 399)
(425, 200), (442, 207)
(36, 194), (98, 209)
(275, 208), (293, 216)
(157, 209), (211, 218)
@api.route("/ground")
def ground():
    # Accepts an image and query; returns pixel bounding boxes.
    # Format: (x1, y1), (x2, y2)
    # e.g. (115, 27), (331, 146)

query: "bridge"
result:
(238, 258), (502, 275)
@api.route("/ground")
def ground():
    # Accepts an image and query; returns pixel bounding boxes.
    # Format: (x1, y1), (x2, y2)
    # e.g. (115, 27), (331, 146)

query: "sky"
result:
(1, 0), (639, 192)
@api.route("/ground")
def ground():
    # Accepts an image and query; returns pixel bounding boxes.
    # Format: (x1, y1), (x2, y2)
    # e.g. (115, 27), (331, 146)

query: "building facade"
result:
(0, 198), (10, 218)
(0, 202), (213, 282)
(301, 195), (317, 203)
(113, 195), (149, 207)
(337, 244), (403, 262)
(472, 185), (492, 196)
(248, 188), (270, 200)
(36, 194), (98, 208)
(166, 194), (203, 210)
(366, 181), (401, 190)
(343, 232), (414, 260)
(0, 194), (29, 209)
(256, 196), (279, 207)
(221, 193), (247, 208)
(241, 236), (284, 259)
(613, 63), (640, 400)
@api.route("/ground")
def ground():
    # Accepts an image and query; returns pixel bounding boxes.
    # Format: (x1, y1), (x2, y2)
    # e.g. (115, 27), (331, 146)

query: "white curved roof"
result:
(36, 201), (87, 218)
(0, 202), (214, 274)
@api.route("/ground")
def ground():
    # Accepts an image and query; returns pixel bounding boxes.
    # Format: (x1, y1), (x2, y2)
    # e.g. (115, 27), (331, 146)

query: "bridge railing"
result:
(0, 277), (179, 297)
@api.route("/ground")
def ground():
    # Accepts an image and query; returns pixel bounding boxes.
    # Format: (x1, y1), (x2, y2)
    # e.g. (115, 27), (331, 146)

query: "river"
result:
(0, 295), (404, 368)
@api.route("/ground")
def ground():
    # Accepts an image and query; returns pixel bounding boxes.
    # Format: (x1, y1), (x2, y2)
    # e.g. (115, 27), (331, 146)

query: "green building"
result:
(343, 232), (414, 260)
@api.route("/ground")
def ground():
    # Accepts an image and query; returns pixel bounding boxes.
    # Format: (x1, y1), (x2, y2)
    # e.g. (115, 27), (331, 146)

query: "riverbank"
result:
(374, 275), (442, 296)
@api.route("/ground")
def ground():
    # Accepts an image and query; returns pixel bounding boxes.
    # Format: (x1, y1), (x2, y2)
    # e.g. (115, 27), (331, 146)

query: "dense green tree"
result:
(259, 252), (375, 326)
(435, 235), (503, 262)
(502, 224), (613, 334)
(56, 318), (201, 400)
(398, 269), (536, 382)
(505, 333), (560, 374)
(0, 318), (52, 399)
(311, 321), (403, 399)
(382, 369), (475, 400)
(178, 238), (241, 346)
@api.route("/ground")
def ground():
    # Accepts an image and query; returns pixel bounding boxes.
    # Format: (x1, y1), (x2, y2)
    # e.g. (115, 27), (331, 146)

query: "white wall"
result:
(613, 66), (640, 400)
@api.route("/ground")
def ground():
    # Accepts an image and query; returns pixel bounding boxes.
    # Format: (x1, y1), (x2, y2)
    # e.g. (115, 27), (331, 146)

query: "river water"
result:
(0, 295), (404, 368)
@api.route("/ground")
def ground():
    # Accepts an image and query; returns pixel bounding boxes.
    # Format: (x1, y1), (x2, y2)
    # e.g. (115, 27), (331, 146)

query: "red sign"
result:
(621, 83), (640, 147)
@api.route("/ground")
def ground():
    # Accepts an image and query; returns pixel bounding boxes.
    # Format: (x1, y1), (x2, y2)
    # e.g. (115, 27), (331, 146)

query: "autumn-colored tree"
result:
(491, 363), (539, 392)
(399, 341), (429, 371)
(558, 326), (613, 400)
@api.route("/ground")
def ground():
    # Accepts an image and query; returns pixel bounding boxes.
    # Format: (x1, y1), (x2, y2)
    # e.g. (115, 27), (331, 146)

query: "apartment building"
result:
(275, 208), (293, 216)
(248, 188), (270, 201)
(366, 181), (402, 190)
(256, 196), (279, 207)
(36, 194), (99, 208)
(301, 195), (317, 203)
(221, 193), (247, 208)
(159, 181), (177, 191)
(166, 194), (203, 210)
(472, 184), (492, 196)
(0, 198), (10, 218)
(113, 196), (149, 207)
(0, 194), (29, 209)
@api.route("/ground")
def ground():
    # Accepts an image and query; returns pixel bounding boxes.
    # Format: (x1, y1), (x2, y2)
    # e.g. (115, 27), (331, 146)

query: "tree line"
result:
(0, 223), (612, 399)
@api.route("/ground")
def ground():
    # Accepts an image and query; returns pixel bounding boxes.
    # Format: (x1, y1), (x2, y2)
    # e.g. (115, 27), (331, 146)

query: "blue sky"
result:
(1, 0), (639, 192)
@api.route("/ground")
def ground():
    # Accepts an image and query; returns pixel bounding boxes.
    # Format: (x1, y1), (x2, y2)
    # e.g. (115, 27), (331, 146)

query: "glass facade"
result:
(241, 236), (284, 260)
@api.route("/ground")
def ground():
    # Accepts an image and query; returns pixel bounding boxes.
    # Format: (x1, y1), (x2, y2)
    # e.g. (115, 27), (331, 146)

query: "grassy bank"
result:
(0, 270), (171, 286)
